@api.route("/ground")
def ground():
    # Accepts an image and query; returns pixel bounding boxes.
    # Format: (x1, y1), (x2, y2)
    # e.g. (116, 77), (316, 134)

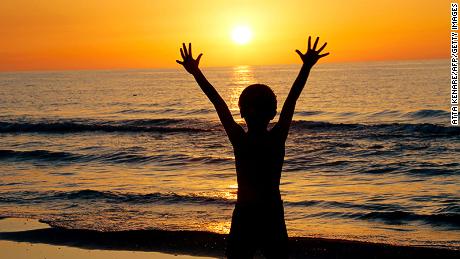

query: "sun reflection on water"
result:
(207, 189), (237, 201)
(206, 221), (231, 234)
(229, 65), (256, 120)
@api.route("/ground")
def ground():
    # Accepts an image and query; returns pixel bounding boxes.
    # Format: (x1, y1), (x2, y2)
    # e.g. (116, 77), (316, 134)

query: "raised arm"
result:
(273, 36), (329, 142)
(176, 43), (244, 144)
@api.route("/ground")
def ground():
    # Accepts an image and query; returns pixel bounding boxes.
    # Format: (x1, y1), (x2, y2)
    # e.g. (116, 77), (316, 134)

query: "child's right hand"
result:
(295, 36), (329, 67)
(176, 43), (203, 75)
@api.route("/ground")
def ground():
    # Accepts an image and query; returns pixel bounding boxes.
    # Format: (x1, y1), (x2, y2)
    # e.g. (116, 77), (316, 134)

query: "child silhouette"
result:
(176, 36), (329, 259)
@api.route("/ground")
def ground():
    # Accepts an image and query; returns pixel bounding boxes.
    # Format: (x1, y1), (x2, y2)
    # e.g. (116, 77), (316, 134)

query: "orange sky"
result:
(0, 0), (449, 71)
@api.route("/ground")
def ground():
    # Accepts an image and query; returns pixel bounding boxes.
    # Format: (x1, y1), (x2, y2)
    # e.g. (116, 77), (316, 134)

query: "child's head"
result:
(238, 84), (277, 127)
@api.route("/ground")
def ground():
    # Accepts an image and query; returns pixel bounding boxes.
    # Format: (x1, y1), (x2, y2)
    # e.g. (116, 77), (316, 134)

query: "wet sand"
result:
(0, 240), (214, 259)
(0, 218), (458, 259)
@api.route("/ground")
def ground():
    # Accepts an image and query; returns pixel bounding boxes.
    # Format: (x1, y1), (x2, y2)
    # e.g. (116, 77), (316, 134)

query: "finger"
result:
(196, 53), (203, 64)
(176, 60), (184, 65)
(182, 43), (188, 57)
(318, 42), (327, 53)
(313, 37), (319, 50)
(180, 48), (185, 59)
(319, 52), (330, 58)
(308, 36), (311, 50)
(295, 49), (303, 57)
(189, 43), (192, 57)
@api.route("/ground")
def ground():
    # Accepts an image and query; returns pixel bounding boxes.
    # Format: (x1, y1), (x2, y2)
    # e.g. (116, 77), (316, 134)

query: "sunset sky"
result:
(0, 0), (449, 71)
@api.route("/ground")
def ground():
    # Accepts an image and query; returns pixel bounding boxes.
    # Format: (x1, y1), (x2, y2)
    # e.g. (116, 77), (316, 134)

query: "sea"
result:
(0, 59), (459, 249)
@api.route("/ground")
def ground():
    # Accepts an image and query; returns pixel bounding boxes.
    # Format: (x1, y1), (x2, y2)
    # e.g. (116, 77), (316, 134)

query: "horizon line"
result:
(0, 57), (448, 74)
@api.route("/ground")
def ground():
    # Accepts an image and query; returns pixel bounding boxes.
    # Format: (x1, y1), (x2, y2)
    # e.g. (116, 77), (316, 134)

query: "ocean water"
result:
(0, 59), (459, 249)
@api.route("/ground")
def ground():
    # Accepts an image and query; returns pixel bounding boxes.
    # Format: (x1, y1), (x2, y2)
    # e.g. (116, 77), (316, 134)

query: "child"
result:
(176, 36), (329, 259)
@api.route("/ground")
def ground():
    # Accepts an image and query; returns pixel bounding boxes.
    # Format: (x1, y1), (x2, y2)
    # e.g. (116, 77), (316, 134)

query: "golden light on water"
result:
(229, 65), (256, 120)
(228, 184), (238, 189)
(216, 190), (237, 200)
(206, 221), (231, 234)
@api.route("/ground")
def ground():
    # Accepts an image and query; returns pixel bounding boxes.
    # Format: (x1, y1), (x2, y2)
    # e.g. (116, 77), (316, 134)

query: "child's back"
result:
(176, 37), (329, 258)
(234, 129), (284, 204)
(228, 125), (288, 258)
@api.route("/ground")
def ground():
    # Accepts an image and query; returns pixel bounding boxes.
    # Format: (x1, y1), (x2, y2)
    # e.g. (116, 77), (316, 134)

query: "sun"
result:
(231, 26), (252, 45)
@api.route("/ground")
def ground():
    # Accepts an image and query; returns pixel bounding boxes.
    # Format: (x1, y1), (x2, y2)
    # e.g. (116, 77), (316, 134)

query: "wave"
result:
(296, 110), (325, 116)
(0, 190), (397, 211)
(406, 109), (450, 119)
(287, 199), (406, 211)
(295, 109), (450, 121)
(0, 149), (228, 166)
(0, 117), (458, 137)
(0, 118), (212, 134)
(358, 163), (459, 176)
(290, 120), (460, 136)
(359, 211), (460, 228)
(2, 189), (458, 224)
(0, 149), (81, 161)
(0, 189), (235, 205)
(405, 168), (459, 176)
(309, 210), (460, 229)
(366, 109), (450, 120)
(0, 149), (234, 165)
(115, 108), (213, 115)
(0, 190), (412, 210)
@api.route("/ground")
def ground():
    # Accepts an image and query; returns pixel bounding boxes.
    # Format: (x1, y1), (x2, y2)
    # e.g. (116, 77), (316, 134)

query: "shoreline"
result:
(0, 240), (213, 259)
(0, 218), (458, 259)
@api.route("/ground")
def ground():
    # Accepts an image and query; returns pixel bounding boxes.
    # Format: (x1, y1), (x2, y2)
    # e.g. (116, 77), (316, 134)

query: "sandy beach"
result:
(0, 217), (458, 259)
(0, 240), (214, 259)
(0, 218), (214, 259)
